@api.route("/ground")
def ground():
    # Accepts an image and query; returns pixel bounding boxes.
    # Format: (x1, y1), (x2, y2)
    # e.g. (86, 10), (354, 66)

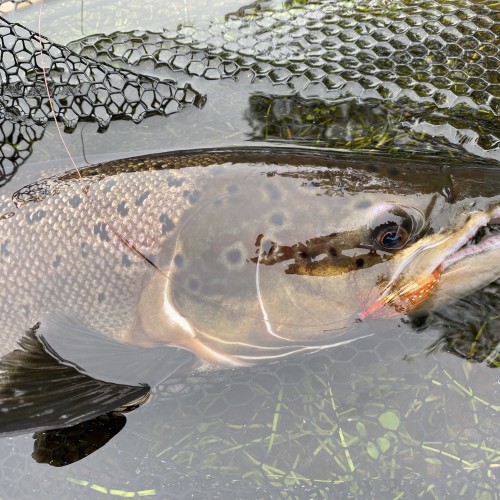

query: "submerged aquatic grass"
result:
(0, 0), (499, 498)
(94, 329), (496, 498)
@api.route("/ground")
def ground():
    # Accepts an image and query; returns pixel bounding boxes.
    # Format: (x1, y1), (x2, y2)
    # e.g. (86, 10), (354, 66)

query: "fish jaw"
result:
(361, 205), (500, 317)
(132, 248), (249, 368)
(160, 287), (250, 367)
(360, 266), (444, 318)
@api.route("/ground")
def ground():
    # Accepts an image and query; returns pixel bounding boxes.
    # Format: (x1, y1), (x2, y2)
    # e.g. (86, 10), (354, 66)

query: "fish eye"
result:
(374, 224), (409, 250)
(369, 203), (424, 251)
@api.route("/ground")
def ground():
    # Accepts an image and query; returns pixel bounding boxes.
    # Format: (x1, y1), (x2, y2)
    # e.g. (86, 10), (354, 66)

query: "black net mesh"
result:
(66, 0), (500, 153)
(1, 0), (499, 187)
(0, 1), (499, 495)
(0, 16), (205, 187)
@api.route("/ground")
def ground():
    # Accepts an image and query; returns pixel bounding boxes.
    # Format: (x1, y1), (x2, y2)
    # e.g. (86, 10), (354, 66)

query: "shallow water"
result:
(1, 1), (499, 498)
(1, 313), (499, 498)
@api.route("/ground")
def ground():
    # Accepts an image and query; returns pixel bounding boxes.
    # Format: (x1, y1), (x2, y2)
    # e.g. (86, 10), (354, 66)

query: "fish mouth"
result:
(443, 217), (500, 270)
(424, 207), (500, 273)
(362, 206), (500, 317)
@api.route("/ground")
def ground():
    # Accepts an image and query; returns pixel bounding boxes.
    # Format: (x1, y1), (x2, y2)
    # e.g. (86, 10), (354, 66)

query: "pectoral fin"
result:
(37, 312), (198, 387)
(0, 325), (148, 435)
(0, 314), (197, 436)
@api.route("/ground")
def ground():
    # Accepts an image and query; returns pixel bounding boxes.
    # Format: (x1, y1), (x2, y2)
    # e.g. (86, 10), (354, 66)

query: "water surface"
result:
(0, 1), (498, 498)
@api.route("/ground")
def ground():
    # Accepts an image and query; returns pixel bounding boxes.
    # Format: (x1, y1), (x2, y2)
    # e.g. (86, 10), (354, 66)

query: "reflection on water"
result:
(32, 412), (127, 467)
(1, 311), (499, 497)
(2, 0), (499, 186)
(0, 0), (499, 498)
(244, 93), (499, 161)
(0, 149), (498, 499)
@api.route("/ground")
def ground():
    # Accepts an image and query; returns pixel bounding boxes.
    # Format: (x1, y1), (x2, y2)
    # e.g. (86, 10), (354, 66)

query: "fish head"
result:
(366, 202), (500, 317)
(134, 155), (500, 365)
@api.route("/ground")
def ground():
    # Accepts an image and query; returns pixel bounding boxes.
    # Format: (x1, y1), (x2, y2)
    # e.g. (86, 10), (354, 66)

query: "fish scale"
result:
(0, 147), (499, 437)
(0, 165), (212, 351)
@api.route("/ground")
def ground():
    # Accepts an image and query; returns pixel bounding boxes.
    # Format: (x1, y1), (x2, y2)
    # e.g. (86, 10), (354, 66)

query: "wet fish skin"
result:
(143, 189), (500, 364)
(0, 147), (499, 439)
(0, 147), (499, 367)
(0, 152), (216, 353)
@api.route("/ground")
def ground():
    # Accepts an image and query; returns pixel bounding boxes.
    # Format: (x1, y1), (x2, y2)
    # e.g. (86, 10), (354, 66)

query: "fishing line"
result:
(79, 123), (89, 165)
(80, 0), (85, 36)
(235, 333), (376, 362)
(255, 239), (297, 341)
(35, 2), (194, 274)
(34, 3), (375, 336)
(161, 173), (356, 330)
(35, 1), (195, 301)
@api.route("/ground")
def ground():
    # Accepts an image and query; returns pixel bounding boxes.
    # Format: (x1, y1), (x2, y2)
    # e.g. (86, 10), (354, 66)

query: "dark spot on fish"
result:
(1, 239), (10, 256)
(167, 176), (184, 188)
(356, 258), (364, 267)
(0, 212), (14, 220)
(299, 250), (309, 260)
(69, 195), (82, 208)
(94, 222), (110, 242)
(227, 184), (238, 194)
(356, 200), (372, 209)
(159, 214), (175, 234)
(174, 254), (184, 268)
(122, 254), (132, 268)
(81, 242), (89, 258)
(25, 210), (46, 225)
(271, 213), (284, 226)
(265, 184), (281, 200)
(135, 191), (150, 207)
(52, 255), (62, 269)
(98, 292), (106, 303)
(255, 234), (264, 247)
(189, 278), (200, 291)
(227, 249), (242, 264)
(329, 247), (337, 257)
(117, 201), (129, 217)
(183, 190), (200, 204)
(304, 181), (320, 188)
(262, 240), (273, 253)
(103, 180), (116, 194)
(23, 304), (30, 317)
(190, 190), (201, 204)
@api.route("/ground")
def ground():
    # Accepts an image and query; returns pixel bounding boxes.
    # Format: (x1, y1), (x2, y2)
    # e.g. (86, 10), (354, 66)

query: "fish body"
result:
(0, 147), (499, 437)
(1, 147), (499, 365)
(0, 0), (498, 454)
